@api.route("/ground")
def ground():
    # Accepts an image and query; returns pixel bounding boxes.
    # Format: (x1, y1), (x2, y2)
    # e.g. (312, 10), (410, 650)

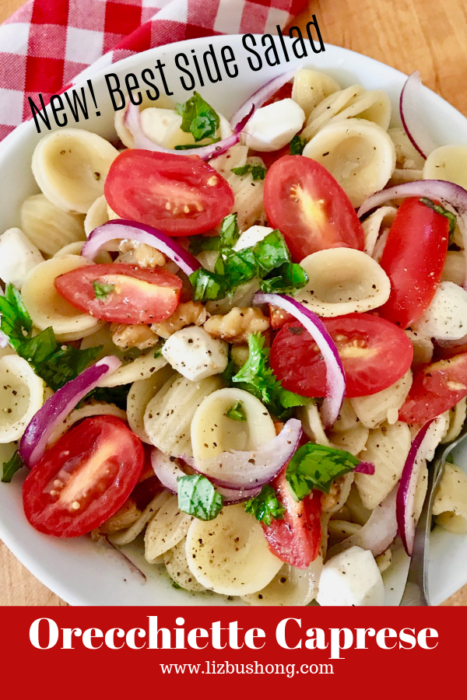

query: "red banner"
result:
(0, 606), (459, 694)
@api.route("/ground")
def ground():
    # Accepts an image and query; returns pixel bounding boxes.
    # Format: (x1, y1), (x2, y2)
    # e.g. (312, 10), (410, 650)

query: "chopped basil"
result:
(219, 213), (241, 248)
(225, 401), (246, 421)
(286, 443), (359, 501)
(175, 138), (221, 150)
(0, 284), (103, 392)
(175, 92), (220, 142)
(253, 230), (291, 275)
(419, 197), (457, 241)
(93, 280), (115, 300)
(244, 485), (285, 526)
(1, 450), (24, 484)
(289, 134), (306, 155)
(231, 164), (267, 181)
(178, 475), (223, 521)
(189, 268), (226, 302)
(222, 248), (258, 287)
(82, 383), (131, 411)
(260, 262), (309, 295)
(188, 234), (221, 255)
(232, 333), (309, 419)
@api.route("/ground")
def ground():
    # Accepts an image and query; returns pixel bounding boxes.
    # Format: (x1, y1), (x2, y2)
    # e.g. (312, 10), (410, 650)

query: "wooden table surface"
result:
(1, 0), (467, 606)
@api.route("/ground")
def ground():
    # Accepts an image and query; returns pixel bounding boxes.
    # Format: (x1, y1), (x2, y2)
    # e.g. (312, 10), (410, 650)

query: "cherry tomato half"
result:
(399, 353), (467, 424)
(270, 313), (414, 398)
(55, 263), (182, 324)
(104, 150), (235, 236)
(379, 198), (449, 328)
(263, 155), (365, 261)
(262, 469), (322, 569)
(23, 416), (145, 537)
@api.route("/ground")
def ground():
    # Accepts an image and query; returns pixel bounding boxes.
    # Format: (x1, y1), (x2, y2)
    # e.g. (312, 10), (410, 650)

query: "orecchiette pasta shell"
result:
(332, 399), (360, 433)
(100, 352), (168, 388)
(345, 484), (372, 525)
(355, 421), (411, 510)
(186, 504), (283, 595)
(20, 194), (86, 256)
(329, 423), (369, 457)
(414, 461), (428, 525)
(84, 195), (109, 236)
(47, 402), (127, 446)
(375, 548), (392, 574)
(224, 156), (266, 232)
(307, 89), (391, 141)
(298, 402), (331, 447)
(127, 365), (175, 443)
(53, 240), (112, 263)
(144, 374), (223, 457)
(0, 355), (45, 442)
(191, 387), (275, 462)
(388, 168), (424, 187)
(141, 108), (183, 146)
(388, 127), (425, 170)
(115, 94), (176, 149)
(144, 494), (193, 563)
(210, 144), (248, 177)
(21, 255), (103, 341)
(163, 538), (206, 592)
(32, 128), (119, 213)
(412, 281), (467, 340)
(297, 248), (390, 317)
(361, 206), (397, 257)
(404, 330), (433, 371)
(442, 250), (465, 287)
(423, 145), (467, 190)
(206, 278), (260, 315)
(350, 370), (413, 429)
(292, 68), (341, 118)
(302, 119), (396, 208)
(327, 520), (362, 548)
(442, 397), (467, 444)
(241, 557), (323, 606)
(108, 490), (171, 546)
(433, 463), (467, 534)
(302, 85), (365, 140)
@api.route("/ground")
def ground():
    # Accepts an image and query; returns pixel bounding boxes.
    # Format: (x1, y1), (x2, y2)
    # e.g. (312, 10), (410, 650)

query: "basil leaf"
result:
(178, 475), (223, 521)
(93, 281), (115, 300)
(16, 327), (58, 366)
(1, 450), (24, 483)
(419, 197), (457, 241)
(83, 383), (131, 411)
(0, 284), (33, 350)
(231, 164), (267, 181)
(289, 134), (306, 155)
(219, 213), (240, 248)
(225, 401), (246, 421)
(175, 92), (220, 142)
(278, 388), (311, 409)
(222, 248), (258, 287)
(253, 230), (291, 275)
(36, 344), (103, 392)
(188, 235), (221, 255)
(244, 485), (285, 526)
(175, 137), (221, 150)
(286, 443), (359, 500)
(260, 262), (309, 295)
(189, 268), (226, 302)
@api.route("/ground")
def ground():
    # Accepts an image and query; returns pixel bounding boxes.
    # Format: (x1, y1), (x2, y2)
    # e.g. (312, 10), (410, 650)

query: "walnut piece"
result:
(111, 322), (159, 350)
(152, 301), (207, 339)
(98, 498), (141, 535)
(204, 307), (269, 344)
(117, 238), (165, 268)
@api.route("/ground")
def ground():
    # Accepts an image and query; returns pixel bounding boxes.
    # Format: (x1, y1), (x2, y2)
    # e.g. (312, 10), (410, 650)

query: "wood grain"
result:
(1, 0), (467, 605)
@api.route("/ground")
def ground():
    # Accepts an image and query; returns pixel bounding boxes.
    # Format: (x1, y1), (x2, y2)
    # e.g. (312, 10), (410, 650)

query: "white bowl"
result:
(1, 35), (466, 606)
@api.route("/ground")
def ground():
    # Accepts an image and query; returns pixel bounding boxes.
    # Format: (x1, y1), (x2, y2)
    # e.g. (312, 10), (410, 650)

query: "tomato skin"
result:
(55, 263), (182, 324)
(270, 313), (414, 398)
(263, 156), (365, 262)
(23, 416), (145, 538)
(399, 353), (467, 423)
(379, 198), (449, 328)
(262, 470), (322, 569)
(104, 150), (234, 236)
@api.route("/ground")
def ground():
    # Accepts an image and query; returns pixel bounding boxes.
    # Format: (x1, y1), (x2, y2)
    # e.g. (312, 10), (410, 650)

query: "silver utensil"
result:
(400, 422), (467, 606)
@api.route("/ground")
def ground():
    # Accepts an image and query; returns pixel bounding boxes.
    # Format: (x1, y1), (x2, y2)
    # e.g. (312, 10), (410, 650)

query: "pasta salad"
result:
(1, 67), (467, 606)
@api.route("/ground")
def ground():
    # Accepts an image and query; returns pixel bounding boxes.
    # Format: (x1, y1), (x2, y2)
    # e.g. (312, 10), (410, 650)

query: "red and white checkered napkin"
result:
(0, 0), (307, 142)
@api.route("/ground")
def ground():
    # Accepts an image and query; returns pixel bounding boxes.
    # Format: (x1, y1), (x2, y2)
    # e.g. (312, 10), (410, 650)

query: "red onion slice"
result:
(254, 292), (346, 428)
(187, 418), (302, 490)
(358, 180), (467, 289)
(230, 68), (297, 128)
(82, 220), (201, 277)
(400, 71), (437, 159)
(396, 419), (434, 556)
(354, 461), (376, 475)
(125, 101), (254, 161)
(19, 356), (121, 467)
(151, 448), (260, 505)
(328, 487), (398, 559)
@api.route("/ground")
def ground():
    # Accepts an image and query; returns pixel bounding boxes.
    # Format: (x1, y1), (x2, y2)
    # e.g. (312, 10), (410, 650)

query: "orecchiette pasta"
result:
(404, 330), (433, 371)
(163, 538), (206, 592)
(442, 250), (465, 287)
(329, 423), (369, 456)
(297, 248), (391, 316)
(21, 255), (103, 341)
(114, 94), (176, 149)
(361, 206), (397, 257)
(127, 366), (175, 444)
(433, 463), (467, 534)
(84, 195), (110, 236)
(412, 281), (467, 340)
(108, 491), (171, 546)
(144, 494), (193, 564)
(47, 402), (127, 446)
(0, 355), (45, 442)
(302, 119), (396, 207)
(442, 398), (467, 444)
(292, 68), (341, 118)
(241, 557), (323, 606)
(302, 85), (366, 140)
(32, 128), (119, 213)
(355, 421), (412, 510)
(20, 194), (86, 256)
(423, 145), (467, 190)
(350, 370), (413, 429)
